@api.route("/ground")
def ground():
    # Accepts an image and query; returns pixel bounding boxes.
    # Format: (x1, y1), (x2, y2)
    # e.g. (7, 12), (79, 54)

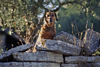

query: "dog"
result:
(37, 11), (58, 42)
(31, 11), (58, 52)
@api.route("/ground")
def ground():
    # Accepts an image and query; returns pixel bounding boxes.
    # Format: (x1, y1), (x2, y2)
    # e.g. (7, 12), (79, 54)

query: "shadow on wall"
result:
(0, 27), (25, 53)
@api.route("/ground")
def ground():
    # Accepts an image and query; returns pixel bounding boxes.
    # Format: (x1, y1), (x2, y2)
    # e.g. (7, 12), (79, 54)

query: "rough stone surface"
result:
(36, 39), (81, 55)
(61, 64), (78, 67)
(0, 44), (34, 60)
(78, 63), (100, 67)
(94, 63), (100, 67)
(61, 63), (100, 67)
(0, 62), (60, 67)
(83, 29), (100, 55)
(54, 31), (84, 47)
(12, 51), (63, 63)
(65, 56), (100, 63)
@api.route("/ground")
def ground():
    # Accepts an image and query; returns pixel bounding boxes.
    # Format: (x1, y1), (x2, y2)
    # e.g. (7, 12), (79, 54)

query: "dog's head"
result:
(44, 12), (58, 27)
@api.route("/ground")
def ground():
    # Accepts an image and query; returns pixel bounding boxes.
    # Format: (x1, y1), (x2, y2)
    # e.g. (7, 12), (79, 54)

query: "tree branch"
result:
(42, 0), (85, 12)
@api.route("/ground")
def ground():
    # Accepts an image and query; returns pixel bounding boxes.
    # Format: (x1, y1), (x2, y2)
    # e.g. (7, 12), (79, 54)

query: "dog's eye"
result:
(47, 15), (49, 17)
(52, 15), (54, 17)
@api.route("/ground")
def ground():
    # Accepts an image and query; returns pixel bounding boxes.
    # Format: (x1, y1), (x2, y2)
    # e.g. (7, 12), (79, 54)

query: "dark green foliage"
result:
(56, 1), (100, 39)
(0, 0), (100, 42)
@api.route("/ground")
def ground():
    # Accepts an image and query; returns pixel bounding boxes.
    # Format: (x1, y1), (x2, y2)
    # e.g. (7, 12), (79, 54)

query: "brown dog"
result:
(37, 11), (58, 41)
(31, 11), (58, 52)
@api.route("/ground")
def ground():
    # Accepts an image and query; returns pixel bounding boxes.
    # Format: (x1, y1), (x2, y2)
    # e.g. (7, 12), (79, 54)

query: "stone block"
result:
(0, 44), (34, 60)
(61, 63), (100, 67)
(61, 64), (78, 67)
(36, 39), (81, 55)
(12, 51), (63, 63)
(65, 56), (100, 63)
(0, 62), (60, 67)
(54, 31), (84, 47)
(83, 29), (100, 55)
(79, 63), (100, 67)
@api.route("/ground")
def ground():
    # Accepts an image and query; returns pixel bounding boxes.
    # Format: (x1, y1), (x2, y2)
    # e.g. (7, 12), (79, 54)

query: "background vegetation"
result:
(0, 0), (100, 44)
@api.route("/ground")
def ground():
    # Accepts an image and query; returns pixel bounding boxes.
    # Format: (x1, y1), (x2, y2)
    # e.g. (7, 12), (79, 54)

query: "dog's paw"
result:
(41, 39), (47, 46)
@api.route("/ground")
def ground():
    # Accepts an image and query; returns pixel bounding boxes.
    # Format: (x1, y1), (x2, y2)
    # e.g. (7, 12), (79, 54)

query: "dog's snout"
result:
(50, 18), (52, 22)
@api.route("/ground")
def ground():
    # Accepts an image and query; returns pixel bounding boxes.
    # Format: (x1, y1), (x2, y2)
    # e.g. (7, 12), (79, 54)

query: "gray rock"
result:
(79, 63), (100, 67)
(83, 29), (100, 55)
(54, 31), (84, 47)
(94, 63), (100, 67)
(12, 51), (63, 63)
(0, 62), (60, 67)
(0, 44), (34, 60)
(61, 64), (78, 67)
(36, 39), (81, 55)
(61, 63), (100, 67)
(65, 56), (100, 63)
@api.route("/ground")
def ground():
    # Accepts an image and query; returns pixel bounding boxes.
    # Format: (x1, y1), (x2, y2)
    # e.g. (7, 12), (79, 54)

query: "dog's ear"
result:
(44, 12), (46, 20)
(54, 12), (58, 21)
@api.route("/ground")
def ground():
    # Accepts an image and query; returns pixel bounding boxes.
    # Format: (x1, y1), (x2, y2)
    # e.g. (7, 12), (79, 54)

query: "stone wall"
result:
(0, 29), (100, 67)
